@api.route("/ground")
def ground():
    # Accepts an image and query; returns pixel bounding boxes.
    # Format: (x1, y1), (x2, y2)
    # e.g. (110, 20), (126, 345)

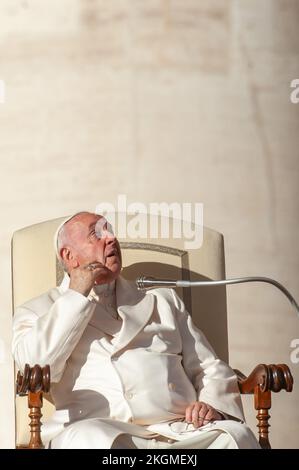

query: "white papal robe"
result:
(12, 273), (260, 449)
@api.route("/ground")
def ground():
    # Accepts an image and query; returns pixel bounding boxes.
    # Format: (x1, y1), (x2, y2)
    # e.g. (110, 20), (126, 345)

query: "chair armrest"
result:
(235, 364), (293, 394)
(234, 364), (293, 449)
(16, 364), (51, 449)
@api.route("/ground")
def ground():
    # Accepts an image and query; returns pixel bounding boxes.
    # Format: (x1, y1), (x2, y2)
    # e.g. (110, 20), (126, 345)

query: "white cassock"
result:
(12, 273), (260, 449)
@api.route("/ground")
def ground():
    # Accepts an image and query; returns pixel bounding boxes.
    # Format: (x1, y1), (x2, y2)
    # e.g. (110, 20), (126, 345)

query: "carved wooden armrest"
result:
(16, 364), (51, 449)
(234, 364), (293, 449)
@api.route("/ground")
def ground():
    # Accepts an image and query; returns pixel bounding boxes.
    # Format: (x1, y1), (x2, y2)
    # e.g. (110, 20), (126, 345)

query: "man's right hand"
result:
(69, 262), (106, 297)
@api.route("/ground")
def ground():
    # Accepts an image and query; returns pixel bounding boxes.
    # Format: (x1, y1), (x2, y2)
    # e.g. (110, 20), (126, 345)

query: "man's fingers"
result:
(185, 402), (224, 429)
(185, 404), (194, 424)
(83, 262), (104, 271)
(204, 407), (215, 423)
(90, 265), (105, 272)
(197, 403), (208, 428)
(191, 402), (201, 428)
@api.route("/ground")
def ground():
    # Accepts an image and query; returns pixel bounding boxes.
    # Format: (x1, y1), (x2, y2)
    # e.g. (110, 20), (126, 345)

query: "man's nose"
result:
(103, 231), (116, 244)
(106, 235), (116, 245)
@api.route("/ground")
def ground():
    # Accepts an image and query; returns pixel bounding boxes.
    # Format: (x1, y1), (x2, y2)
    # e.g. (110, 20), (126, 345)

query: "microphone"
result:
(136, 275), (299, 317)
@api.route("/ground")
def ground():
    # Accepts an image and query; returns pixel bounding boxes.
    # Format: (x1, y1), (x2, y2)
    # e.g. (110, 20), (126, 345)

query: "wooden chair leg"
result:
(28, 391), (44, 449)
(254, 386), (271, 449)
(16, 364), (50, 449)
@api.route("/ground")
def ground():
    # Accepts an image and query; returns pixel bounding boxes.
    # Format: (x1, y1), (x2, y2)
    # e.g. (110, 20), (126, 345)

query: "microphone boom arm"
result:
(136, 276), (299, 317)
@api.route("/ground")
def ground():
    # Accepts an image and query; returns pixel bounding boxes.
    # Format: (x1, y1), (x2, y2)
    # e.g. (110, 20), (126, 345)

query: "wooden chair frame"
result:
(16, 362), (293, 449)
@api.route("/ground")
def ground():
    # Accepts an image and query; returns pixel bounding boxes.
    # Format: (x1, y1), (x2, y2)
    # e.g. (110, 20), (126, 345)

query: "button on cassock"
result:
(168, 382), (176, 391)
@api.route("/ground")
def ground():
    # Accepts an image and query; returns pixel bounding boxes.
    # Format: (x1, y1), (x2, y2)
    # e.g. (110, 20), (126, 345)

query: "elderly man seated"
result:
(12, 211), (260, 449)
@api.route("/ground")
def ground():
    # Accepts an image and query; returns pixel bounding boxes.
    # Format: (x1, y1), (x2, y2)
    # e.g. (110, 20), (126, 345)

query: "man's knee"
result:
(51, 419), (104, 448)
(222, 420), (261, 449)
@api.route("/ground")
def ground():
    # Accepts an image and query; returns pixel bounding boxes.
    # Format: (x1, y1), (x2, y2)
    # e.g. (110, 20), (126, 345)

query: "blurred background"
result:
(0, 0), (298, 448)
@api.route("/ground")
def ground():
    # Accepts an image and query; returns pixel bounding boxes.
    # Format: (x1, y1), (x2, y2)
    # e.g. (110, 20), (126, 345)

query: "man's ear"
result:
(60, 247), (79, 269)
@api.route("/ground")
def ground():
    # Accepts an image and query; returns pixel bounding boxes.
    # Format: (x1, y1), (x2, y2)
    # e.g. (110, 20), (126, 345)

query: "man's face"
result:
(63, 212), (122, 284)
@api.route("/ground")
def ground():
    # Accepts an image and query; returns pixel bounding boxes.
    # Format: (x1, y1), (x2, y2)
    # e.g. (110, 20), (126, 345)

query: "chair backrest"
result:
(12, 214), (228, 446)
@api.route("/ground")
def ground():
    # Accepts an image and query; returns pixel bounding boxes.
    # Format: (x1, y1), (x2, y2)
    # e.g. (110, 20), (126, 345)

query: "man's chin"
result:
(106, 258), (122, 273)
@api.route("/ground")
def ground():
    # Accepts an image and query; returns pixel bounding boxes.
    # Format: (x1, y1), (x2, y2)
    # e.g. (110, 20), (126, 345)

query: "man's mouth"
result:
(105, 248), (118, 259)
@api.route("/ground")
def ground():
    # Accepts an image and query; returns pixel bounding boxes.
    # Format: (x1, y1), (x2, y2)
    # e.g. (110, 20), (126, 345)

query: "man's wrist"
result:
(69, 286), (90, 298)
(69, 284), (91, 297)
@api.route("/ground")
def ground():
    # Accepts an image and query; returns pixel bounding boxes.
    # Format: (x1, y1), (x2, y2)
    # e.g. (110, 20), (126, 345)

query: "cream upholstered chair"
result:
(12, 215), (293, 449)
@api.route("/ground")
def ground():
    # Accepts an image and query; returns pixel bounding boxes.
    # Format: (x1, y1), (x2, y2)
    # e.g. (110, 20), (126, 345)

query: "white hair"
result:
(55, 211), (90, 272)
(57, 224), (69, 271)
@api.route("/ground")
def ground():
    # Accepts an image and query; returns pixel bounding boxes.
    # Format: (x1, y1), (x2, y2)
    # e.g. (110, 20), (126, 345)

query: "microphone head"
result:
(135, 276), (145, 290)
(136, 276), (156, 290)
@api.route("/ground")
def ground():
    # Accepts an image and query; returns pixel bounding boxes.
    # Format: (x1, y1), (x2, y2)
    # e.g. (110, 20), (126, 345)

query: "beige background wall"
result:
(0, 0), (298, 448)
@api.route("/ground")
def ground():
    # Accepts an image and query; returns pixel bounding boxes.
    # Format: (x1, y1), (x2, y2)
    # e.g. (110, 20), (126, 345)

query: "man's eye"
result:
(94, 219), (114, 238)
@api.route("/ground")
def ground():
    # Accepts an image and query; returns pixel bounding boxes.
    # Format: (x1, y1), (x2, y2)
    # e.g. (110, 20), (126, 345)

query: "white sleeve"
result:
(171, 289), (245, 422)
(12, 289), (96, 382)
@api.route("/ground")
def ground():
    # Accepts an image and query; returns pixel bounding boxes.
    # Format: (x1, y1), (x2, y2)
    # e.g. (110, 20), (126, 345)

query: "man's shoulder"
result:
(16, 286), (61, 315)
